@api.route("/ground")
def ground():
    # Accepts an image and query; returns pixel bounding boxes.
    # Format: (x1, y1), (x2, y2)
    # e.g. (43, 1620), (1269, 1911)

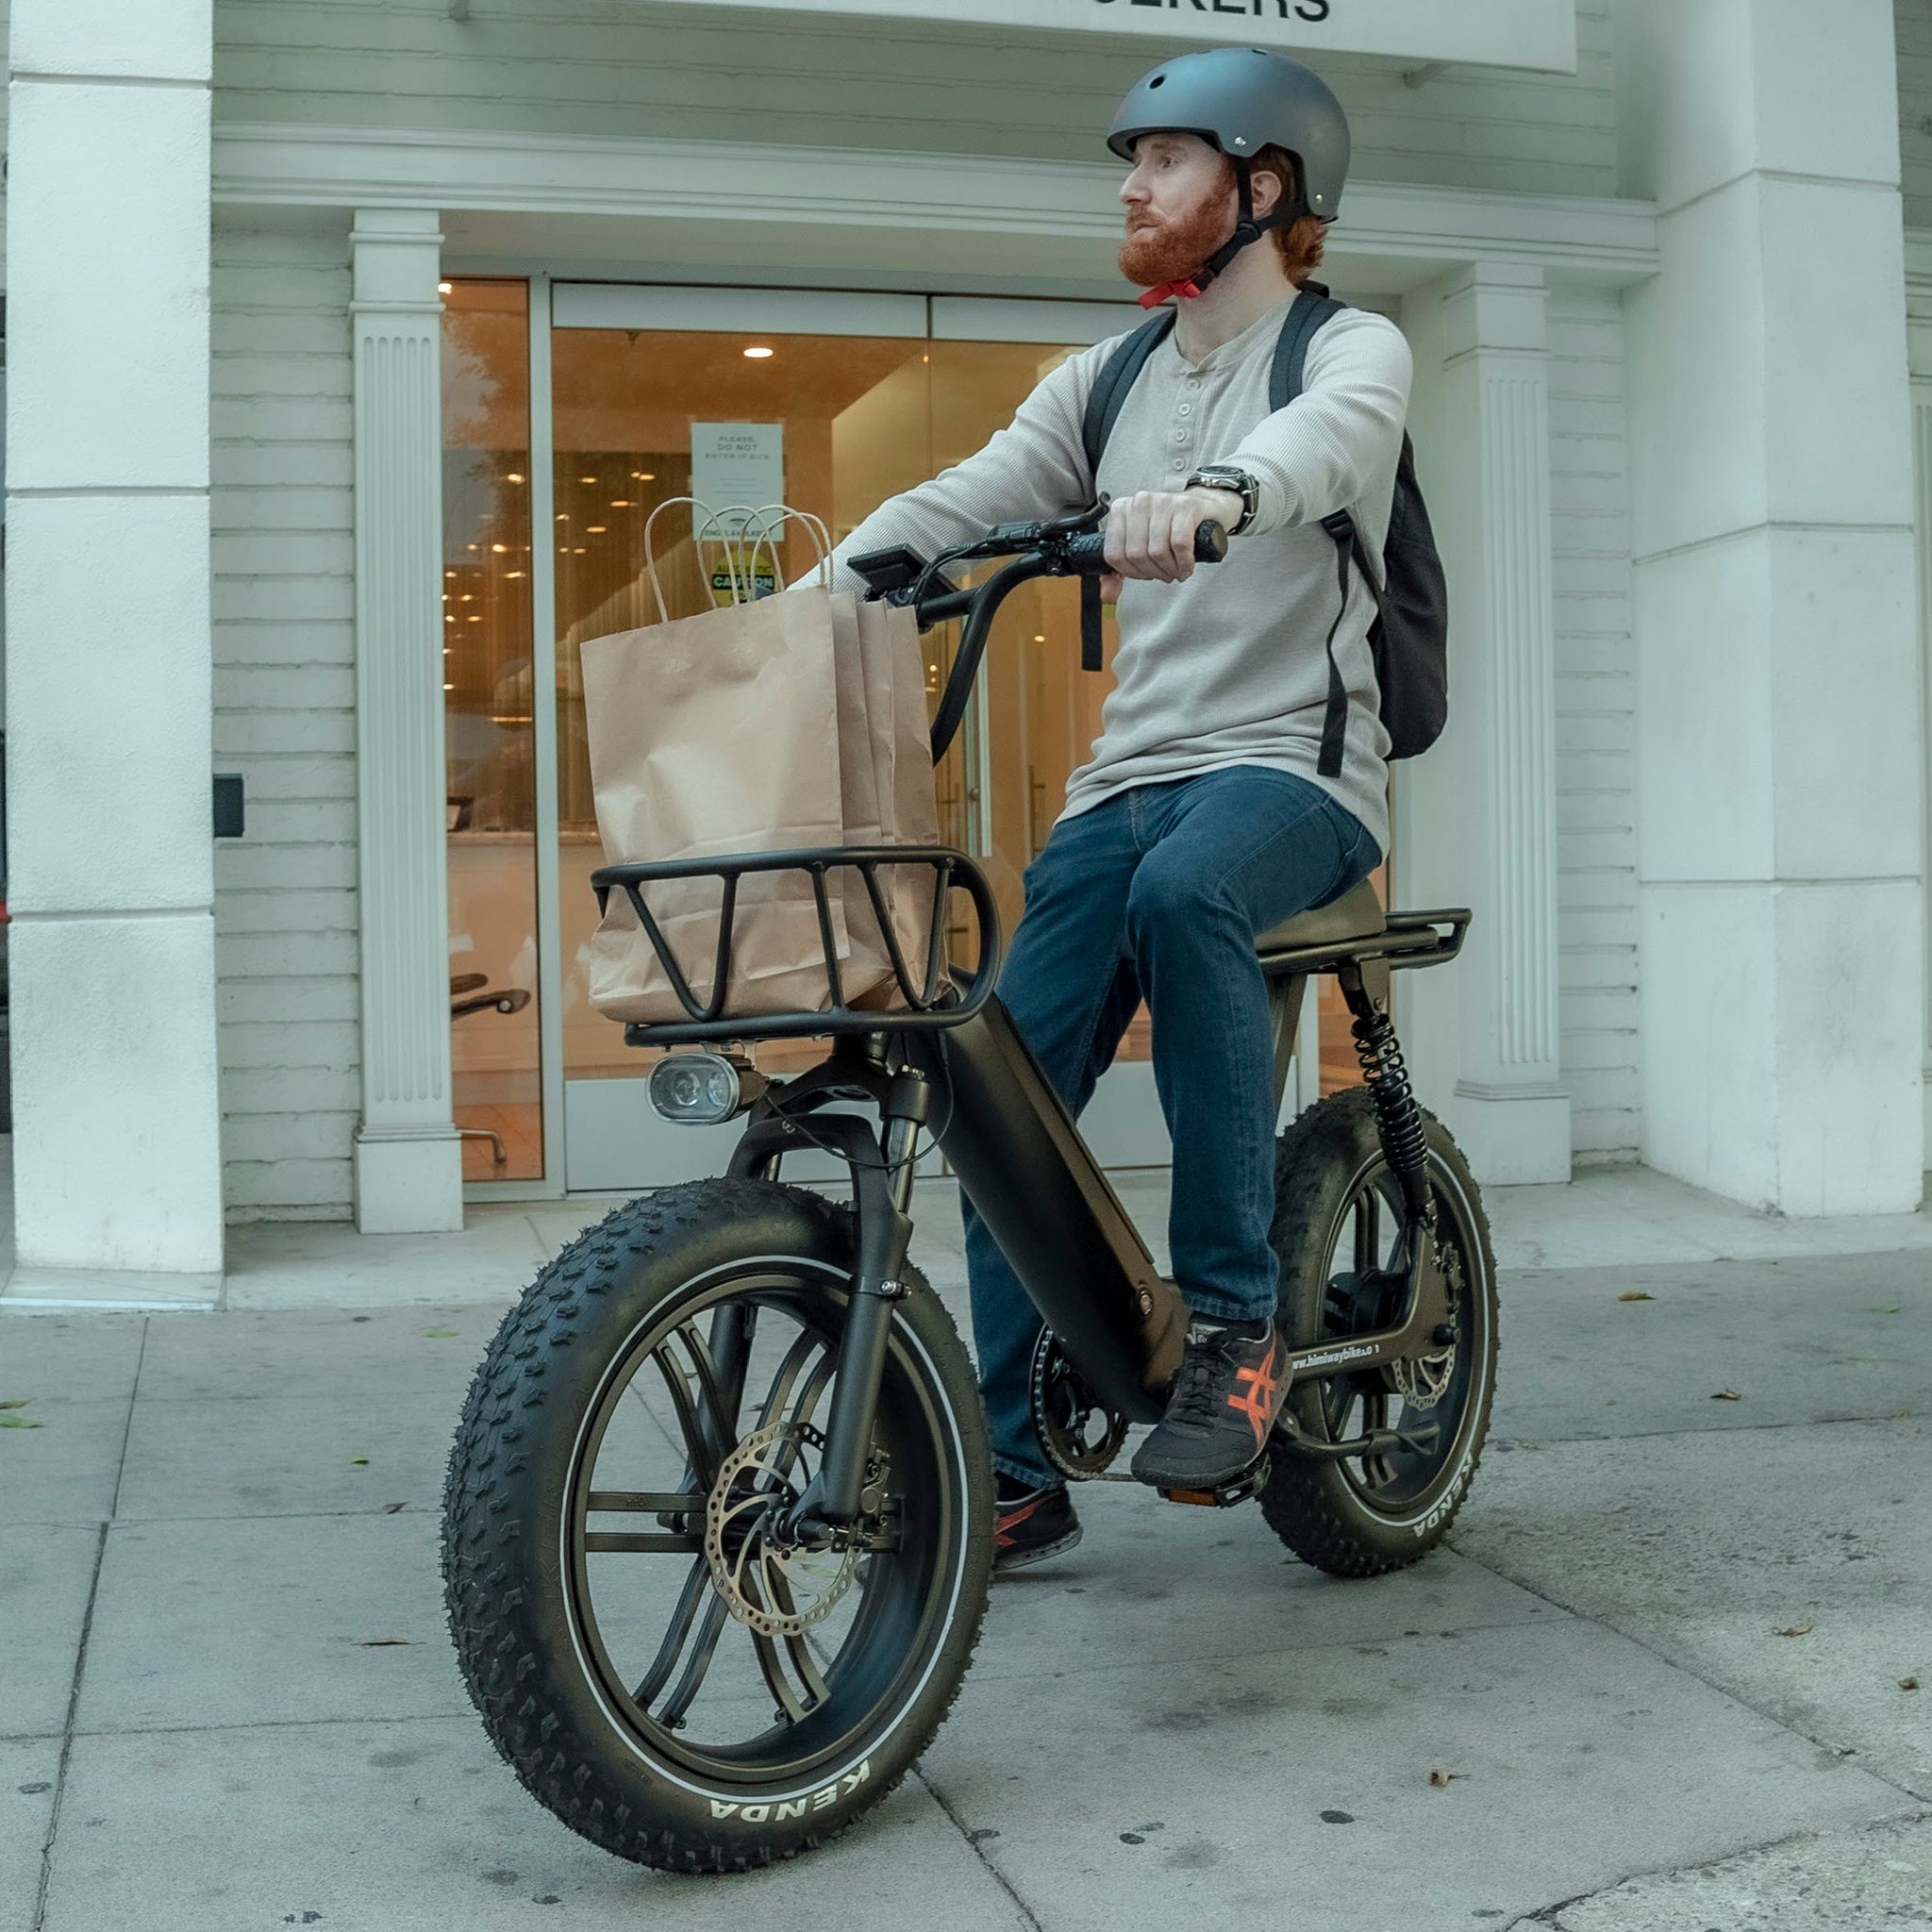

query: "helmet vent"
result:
(1149, 74), (1165, 88)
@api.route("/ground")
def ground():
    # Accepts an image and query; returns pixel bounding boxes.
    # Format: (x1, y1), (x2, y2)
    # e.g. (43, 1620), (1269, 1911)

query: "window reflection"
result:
(441, 279), (542, 1180)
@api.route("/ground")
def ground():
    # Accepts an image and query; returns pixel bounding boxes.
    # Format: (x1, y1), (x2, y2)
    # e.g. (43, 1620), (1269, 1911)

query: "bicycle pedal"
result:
(1157, 1459), (1271, 1509)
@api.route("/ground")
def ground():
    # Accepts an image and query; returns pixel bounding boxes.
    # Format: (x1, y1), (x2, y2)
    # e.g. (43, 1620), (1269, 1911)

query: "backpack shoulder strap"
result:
(1081, 308), (1177, 482)
(1270, 279), (1345, 413)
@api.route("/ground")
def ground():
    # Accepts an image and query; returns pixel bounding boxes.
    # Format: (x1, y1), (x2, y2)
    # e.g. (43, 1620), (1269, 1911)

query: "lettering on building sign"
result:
(648, 0), (1575, 74)
(1097, 1), (1332, 17)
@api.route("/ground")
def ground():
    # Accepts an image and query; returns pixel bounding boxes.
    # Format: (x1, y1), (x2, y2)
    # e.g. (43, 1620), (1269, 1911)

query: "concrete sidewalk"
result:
(3, 1176), (1930, 1929)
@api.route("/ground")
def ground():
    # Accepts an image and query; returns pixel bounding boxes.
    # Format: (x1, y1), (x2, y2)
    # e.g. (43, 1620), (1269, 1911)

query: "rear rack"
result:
(1257, 908), (1471, 979)
(591, 844), (1004, 1048)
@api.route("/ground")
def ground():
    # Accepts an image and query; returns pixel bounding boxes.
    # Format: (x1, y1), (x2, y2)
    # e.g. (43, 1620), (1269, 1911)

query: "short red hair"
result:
(1245, 145), (1327, 286)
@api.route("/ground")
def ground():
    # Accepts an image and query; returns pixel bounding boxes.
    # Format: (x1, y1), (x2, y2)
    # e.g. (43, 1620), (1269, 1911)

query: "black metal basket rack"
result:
(591, 844), (1004, 1049)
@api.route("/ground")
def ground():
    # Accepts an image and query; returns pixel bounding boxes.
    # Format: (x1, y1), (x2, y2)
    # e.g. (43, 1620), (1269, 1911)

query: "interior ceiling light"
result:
(580, 475), (597, 483)
(743, 345), (775, 359)
(506, 472), (525, 484)
(505, 570), (525, 579)
(631, 471), (656, 481)
(468, 614), (482, 622)
(557, 513), (569, 522)
(491, 543), (508, 553)
(609, 500), (632, 508)
(586, 525), (608, 534)
(444, 569), (457, 579)
(438, 281), (453, 294)
(574, 546), (587, 555)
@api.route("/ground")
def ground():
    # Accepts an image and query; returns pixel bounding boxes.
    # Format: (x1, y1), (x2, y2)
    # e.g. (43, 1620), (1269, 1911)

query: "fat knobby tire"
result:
(440, 1177), (993, 1874)
(1260, 1088), (1499, 1578)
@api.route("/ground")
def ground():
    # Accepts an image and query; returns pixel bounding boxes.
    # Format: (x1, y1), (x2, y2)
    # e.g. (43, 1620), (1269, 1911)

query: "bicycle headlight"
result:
(648, 1052), (759, 1125)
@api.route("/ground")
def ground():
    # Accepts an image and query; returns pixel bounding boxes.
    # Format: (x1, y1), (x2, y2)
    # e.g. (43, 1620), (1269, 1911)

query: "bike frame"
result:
(593, 508), (1472, 1533)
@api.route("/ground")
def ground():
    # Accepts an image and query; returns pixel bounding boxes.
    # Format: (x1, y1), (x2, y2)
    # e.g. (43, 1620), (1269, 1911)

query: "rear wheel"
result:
(441, 1178), (991, 1872)
(1260, 1089), (1497, 1577)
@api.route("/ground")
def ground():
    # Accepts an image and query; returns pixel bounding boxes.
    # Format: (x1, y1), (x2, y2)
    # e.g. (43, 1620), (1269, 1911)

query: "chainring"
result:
(1029, 1331), (1130, 1482)
(703, 1421), (859, 1639)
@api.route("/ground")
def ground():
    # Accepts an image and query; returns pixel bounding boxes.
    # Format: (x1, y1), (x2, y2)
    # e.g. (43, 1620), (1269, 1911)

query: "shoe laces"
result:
(1164, 1328), (1243, 1427)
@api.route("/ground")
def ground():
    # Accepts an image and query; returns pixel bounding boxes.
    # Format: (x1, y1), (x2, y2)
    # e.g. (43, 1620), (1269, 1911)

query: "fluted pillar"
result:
(1397, 262), (1570, 1183)
(350, 208), (462, 1232)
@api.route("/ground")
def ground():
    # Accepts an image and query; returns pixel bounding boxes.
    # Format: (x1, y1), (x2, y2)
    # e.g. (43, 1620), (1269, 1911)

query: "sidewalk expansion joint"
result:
(33, 1322), (147, 1932)
(1508, 1807), (1932, 1930)
(914, 1766), (1046, 1932)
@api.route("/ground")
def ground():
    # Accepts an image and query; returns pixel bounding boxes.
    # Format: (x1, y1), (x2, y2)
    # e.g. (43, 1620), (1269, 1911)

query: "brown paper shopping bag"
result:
(581, 500), (874, 1024)
(856, 596), (942, 992)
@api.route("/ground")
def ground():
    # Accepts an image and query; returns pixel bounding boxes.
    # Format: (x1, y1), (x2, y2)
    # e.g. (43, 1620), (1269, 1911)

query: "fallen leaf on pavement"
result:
(1776, 1622), (1815, 1638)
(1711, 1390), (1743, 1402)
(1427, 1769), (1464, 1788)
(1618, 1291), (1655, 1303)
(0, 1398), (31, 1410)
(359, 1639), (411, 1647)
(424, 1328), (458, 1339)
(1871, 1306), (1903, 1315)
(382, 1502), (407, 1514)
(0, 1416), (43, 1429)
(1901, 1677), (1920, 1691)
(349, 1456), (370, 1466)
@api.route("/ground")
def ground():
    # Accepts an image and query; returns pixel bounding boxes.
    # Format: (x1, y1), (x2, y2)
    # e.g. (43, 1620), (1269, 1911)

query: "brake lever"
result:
(985, 499), (1109, 551)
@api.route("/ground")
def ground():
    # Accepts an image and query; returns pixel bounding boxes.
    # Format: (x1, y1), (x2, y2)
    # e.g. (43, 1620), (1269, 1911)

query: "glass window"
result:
(441, 279), (542, 1180)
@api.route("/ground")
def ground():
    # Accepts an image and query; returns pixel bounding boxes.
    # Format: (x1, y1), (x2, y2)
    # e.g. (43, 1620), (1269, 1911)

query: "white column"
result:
(1397, 263), (1571, 1184)
(350, 208), (463, 1233)
(1913, 384), (1932, 1177)
(4, 0), (224, 1273)
(1618, 0), (1924, 1213)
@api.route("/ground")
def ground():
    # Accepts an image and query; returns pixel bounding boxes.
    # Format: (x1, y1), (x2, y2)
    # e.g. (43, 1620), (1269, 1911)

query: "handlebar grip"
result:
(1061, 519), (1229, 575)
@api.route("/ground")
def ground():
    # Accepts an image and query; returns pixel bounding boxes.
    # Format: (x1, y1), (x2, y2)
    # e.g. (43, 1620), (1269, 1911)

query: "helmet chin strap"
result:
(1137, 159), (1300, 309)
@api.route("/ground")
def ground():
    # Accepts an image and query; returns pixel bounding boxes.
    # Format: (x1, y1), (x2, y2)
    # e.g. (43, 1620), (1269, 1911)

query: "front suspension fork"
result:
(730, 1051), (931, 1529)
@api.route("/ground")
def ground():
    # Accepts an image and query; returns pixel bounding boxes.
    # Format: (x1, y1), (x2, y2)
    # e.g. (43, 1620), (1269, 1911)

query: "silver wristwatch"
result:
(1184, 464), (1260, 536)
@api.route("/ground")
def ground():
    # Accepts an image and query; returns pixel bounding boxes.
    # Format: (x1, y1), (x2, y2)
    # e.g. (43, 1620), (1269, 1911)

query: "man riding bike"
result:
(808, 47), (1413, 1569)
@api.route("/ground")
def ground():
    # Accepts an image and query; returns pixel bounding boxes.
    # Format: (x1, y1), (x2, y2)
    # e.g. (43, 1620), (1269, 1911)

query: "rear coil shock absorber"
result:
(1348, 996), (1435, 1233)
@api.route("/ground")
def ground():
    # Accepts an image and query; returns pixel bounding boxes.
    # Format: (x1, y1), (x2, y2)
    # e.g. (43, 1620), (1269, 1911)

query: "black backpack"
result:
(1079, 282), (1448, 777)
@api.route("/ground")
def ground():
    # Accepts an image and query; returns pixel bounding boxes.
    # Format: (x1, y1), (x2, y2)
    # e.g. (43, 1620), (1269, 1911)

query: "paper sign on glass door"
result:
(690, 423), (785, 539)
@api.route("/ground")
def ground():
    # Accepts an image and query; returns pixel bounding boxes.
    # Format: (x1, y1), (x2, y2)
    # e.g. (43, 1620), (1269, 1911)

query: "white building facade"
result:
(4, 0), (1927, 1273)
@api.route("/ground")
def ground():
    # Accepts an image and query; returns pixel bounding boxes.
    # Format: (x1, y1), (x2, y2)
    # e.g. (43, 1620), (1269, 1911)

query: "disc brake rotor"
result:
(1388, 1238), (1463, 1409)
(704, 1420), (859, 1639)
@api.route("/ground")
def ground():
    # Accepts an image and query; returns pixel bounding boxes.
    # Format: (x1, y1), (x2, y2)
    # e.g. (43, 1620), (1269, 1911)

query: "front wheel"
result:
(441, 1178), (992, 1872)
(1260, 1089), (1498, 1577)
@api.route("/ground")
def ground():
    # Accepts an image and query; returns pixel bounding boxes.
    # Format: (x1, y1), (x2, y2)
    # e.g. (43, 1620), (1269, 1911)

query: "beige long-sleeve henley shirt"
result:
(821, 291), (1413, 857)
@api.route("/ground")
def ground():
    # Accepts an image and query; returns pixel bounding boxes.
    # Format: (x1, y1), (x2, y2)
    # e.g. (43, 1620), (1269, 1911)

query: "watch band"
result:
(1185, 465), (1259, 536)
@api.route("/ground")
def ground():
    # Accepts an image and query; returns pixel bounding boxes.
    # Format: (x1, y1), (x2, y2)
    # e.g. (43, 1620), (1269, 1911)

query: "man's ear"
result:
(1249, 167), (1282, 223)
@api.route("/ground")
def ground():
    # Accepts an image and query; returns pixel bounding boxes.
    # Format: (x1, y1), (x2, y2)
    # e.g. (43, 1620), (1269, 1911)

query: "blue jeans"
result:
(961, 765), (1381, 1488)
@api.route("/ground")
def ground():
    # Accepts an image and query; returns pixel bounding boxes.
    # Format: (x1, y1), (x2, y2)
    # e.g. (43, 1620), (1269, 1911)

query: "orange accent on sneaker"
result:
(1226, 1340), (1280, 1449)
(995, 1498), (1042, 1548)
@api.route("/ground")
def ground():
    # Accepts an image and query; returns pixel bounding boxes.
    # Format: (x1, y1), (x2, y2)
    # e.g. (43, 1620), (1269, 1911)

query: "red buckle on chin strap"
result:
(1138, 277), (1204, 308)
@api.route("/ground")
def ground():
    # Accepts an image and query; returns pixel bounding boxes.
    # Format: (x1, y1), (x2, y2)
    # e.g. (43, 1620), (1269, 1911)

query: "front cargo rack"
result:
(591, 844), (1004, 1048)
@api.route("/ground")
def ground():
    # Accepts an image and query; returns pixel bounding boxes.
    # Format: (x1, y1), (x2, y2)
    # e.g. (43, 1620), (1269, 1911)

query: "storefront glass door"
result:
(546, 285), (1174, 1191)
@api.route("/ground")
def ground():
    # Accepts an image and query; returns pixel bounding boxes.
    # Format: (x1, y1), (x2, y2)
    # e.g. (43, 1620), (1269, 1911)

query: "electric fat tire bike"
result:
(441, 506), (1498, 1873)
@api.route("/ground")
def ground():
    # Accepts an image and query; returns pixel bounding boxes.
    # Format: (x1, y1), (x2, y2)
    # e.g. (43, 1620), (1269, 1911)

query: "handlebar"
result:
(853, 506), (1227, 765)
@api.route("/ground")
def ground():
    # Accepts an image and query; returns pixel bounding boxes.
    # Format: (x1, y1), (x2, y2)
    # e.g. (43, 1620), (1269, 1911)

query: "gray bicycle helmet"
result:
(1108, 46), (1351, 222)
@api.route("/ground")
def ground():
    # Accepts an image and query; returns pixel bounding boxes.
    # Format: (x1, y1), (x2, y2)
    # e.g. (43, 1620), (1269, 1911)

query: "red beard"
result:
(1118, 186), (1237, 291)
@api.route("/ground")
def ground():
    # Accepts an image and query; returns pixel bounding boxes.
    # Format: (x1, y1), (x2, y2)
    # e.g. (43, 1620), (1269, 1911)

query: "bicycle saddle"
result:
(1255, 877), (1386, 952)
